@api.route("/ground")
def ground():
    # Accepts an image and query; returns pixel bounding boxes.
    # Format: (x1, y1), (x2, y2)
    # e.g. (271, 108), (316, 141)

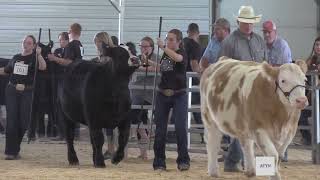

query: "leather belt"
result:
(158, 88), (186, 97)
(8, 82), (33, 91)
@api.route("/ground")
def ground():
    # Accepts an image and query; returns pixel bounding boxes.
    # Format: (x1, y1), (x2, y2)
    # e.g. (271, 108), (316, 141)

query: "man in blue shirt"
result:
(262, 20), (292, 66)
(263, 20), (292, 162)
(200, 18), (230, 71)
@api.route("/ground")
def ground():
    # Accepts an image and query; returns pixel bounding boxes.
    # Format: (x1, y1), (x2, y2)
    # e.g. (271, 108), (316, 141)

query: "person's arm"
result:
(199, 57), (209, 71)
(217, 37), (233, 59)
(0, 57), (15, 75)
(190, 44), (201, 73)
(157, 38), (183, 62)
(36, 47), (46, 70)
(0, 67), (6, 75)
(282, 42), (292, 64)
(48, 54), (73, 66)
(190, 60), (201, 73)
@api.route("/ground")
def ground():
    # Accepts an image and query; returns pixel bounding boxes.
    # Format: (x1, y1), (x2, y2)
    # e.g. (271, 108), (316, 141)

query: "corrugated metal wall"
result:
(0, 0), (210, 59)
(123, 0), (210, 47)
(220, 0), (318, 59)
(0, 0), (316, 59)
(0, 0), (119, 59)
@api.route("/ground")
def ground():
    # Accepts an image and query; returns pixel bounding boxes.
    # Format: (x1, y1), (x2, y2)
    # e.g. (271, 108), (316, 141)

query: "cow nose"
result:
(296, 96), (308, 109)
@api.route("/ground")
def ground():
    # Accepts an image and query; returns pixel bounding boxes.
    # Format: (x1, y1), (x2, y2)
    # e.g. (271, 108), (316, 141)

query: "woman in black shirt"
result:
(0, 35), (46, 160)
(152, 29), (190, 171)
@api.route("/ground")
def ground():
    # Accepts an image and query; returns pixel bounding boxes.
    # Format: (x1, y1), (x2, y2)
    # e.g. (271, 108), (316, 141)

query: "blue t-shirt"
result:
(267, 37), (292, 65)
(202, 37), (221, 64)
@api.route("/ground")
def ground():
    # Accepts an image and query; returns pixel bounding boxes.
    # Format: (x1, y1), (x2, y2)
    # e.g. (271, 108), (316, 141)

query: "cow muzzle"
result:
(295, 96), (308, 109)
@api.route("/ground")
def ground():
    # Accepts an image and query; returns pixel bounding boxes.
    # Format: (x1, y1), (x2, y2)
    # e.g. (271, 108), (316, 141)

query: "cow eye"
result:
(281, 80), (285, 83)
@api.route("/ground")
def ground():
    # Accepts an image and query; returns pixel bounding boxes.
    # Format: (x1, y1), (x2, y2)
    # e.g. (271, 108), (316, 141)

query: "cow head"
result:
(101, 44), (138, 78)
(274, 61), (308, 109)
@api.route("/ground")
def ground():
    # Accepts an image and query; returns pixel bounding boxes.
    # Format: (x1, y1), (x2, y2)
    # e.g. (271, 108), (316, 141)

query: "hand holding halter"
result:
(141, 53), (150, 67)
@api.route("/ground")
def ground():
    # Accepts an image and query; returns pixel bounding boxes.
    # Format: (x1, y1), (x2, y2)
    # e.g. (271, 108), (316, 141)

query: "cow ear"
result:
(262, 62), (279, 81)
(295, 59), (308, 74)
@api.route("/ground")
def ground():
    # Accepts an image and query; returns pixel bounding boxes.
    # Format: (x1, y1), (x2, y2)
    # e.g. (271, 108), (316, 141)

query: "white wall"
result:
(219, 0), (318, 59)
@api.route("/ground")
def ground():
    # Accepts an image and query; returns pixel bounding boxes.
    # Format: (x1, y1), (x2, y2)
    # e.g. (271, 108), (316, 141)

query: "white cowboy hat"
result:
(236, 6), (262, 24)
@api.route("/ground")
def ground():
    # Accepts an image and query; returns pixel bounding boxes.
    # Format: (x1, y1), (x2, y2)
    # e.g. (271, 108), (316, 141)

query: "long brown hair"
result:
(306, 36), (320, 68)
(140, 36), (155, 58)
(168, 29), (183, 49)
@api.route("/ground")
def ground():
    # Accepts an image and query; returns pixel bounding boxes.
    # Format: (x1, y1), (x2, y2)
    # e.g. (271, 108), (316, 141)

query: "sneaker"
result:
(103, 151), (112, 160)
(281, 157), (288, 162)
(177, 163), (190, 171)
(5, 154), (21, 160)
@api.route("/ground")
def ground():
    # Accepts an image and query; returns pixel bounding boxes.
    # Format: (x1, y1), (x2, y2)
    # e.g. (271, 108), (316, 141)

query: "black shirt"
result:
(63, 40), (83, 61)
(54, 47), (64, 58)
(183, 37), (201, 72)
(159, 49), (187, 90)
(4, 53), (36, 85)
(53, 48), (66, 75)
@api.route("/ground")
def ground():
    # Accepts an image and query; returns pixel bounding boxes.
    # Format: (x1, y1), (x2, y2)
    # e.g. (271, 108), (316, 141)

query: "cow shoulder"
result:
(246, 65), (288, 132)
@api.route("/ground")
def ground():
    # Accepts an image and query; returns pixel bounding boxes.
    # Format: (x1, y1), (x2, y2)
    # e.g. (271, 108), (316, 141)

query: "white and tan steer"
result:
(200, 57), (308, 180)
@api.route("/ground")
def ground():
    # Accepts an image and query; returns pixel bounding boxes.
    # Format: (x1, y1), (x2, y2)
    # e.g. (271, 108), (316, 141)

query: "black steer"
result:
(59, 46), (137, 167)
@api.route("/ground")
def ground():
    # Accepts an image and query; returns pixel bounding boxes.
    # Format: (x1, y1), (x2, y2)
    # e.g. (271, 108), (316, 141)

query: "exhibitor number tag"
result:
(13, 62), (28, 76)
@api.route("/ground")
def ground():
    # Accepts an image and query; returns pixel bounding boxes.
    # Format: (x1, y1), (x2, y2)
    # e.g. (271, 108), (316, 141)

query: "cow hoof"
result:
(208, 172), (219, 178)
(111, 155), (123, 165)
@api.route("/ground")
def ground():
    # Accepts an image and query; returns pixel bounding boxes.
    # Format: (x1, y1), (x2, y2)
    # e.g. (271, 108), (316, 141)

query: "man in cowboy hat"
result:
(218, 5), (267, 172)
(219, 5), (266, 62)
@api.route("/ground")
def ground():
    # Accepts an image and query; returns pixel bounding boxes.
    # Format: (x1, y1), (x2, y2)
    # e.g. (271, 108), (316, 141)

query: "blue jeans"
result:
(153, 91), (190, 168)
(224, 138), (243, 169)
(5, 85), (32, 155)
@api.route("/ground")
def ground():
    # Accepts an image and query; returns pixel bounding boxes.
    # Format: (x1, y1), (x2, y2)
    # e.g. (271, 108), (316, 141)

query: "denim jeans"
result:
(5, 85), (32, 155)
(153, 91), (190, 168)
(224, 138), (243, 169)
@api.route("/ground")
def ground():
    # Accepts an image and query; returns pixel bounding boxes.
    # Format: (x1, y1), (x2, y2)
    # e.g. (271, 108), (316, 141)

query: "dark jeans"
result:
(191, 92), (202, 124)
(299, 109), (311, 145)
(224, 138), (243, 169)
(5, 85), (32, 156)
(153, 91), (190, 168)
(105, 129), (114, 138)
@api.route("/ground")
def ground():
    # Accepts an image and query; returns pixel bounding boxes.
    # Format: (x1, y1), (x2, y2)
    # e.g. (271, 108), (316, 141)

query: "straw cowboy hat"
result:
(236, 6), (262, 23)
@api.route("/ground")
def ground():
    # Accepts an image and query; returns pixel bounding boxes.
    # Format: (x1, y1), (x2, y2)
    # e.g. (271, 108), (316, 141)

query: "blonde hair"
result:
(94, 32), (115, 56)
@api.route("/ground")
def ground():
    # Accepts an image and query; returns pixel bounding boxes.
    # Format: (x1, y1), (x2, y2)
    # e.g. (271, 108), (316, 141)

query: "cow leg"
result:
(205, 124), (222, 177)
(112, 121), (130, 165)
(89, 129), (105, 168)
(239, 138), (255, 177)
(278, 129), (295, 162)
(64, 119), (79, 165)
(255, 129), (281, 180)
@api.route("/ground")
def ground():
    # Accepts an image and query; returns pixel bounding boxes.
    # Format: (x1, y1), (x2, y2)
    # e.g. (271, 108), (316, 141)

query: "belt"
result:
(8, 82), (33, 91)
(158, 88), (186, 97)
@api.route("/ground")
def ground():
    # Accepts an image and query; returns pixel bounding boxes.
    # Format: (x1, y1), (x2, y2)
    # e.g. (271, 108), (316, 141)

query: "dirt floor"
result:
(0, 134), (318, 180)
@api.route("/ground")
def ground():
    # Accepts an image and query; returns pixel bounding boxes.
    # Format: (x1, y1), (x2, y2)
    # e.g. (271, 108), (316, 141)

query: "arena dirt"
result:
(0, 136), (318, 180)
